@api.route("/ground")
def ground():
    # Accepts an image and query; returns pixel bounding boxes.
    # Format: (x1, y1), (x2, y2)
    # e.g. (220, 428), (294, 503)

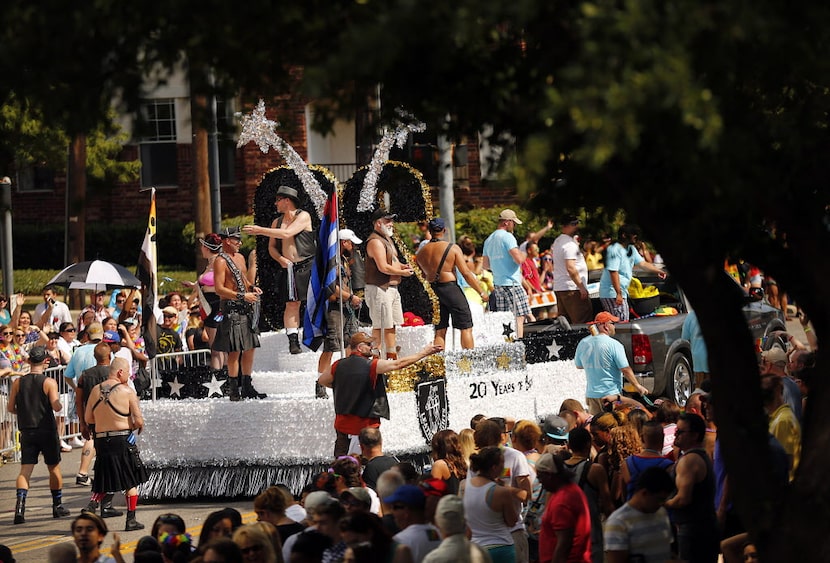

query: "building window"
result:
(139, 99), (178, 188)
(16, 163), (55, 192)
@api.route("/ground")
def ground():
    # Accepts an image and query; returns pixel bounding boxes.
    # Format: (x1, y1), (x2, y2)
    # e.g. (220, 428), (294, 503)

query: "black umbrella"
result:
(45, 260), (142, 291)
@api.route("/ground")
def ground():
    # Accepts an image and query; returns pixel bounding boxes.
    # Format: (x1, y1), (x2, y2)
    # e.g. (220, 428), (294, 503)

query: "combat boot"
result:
(14, 497), (25, 524)
(53, 504), (71, 518)
(315, 382), (329, 399)
(228, 377), (241, 402)
(125, 511), (144, 531)
(241, 375), (266, 399)
(101, 494), (123, 518)
(81, 499), (99, 514)
(288, 333), (302, 354)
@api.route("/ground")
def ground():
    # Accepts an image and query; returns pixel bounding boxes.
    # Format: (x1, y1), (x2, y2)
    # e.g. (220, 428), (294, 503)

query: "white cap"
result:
(339, 229), (362, 244)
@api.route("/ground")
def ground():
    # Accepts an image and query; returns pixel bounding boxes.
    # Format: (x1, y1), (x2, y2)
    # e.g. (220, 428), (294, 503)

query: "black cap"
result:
(276, 185), (301, 205)
(28, 345), (48, 364)
(371, 208), (397, 223)
(218, 226), (242, 240)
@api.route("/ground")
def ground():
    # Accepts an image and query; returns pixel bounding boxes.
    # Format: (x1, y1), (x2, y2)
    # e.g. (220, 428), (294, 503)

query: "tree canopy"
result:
(3, 1), (829, 558)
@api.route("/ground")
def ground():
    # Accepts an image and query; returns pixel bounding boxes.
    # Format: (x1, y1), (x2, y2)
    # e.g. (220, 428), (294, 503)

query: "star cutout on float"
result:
(167, 376), (184, 398)
(502, 323), (513, 338)
(496, 352), (511, 370)
(457, 357), (473, 374)
(236, 99), (279, 153)
(547, 338), (563, 361)
(202, 374), (225, 398)
(151, 374), (163, 392)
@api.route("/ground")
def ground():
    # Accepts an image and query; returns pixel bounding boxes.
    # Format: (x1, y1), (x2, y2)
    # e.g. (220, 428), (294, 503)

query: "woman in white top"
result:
(463, 446), (520, 563)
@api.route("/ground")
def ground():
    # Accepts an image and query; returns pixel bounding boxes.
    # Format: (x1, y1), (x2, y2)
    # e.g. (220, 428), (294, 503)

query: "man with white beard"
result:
(365, 208), (414, 359)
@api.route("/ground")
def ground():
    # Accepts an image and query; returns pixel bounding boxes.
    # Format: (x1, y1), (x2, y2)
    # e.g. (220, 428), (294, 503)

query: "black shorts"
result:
(20, 429), (61, 466)
(277, 259), (313, 302)
(203, 292), (222, 329)
(432, 281), (474, 330)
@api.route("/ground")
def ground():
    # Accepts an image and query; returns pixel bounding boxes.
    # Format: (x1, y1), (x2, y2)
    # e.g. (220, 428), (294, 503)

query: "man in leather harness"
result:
(318, 332), (442, 456)
(244, 185), (316, 354)
(84, 357), (148, 532)
(416, 218), (486, 349)
(213, 226), (265, 401)
(365, 207), (414, 359)
(9, 345), (72, 524)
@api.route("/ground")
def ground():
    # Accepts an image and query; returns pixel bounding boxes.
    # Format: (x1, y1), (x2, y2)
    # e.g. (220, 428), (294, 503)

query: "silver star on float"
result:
(202, 374), (225, 398)
(546, 338), (563, 361)
(168, 376), (185, 398)
(236, 99), (279, 153)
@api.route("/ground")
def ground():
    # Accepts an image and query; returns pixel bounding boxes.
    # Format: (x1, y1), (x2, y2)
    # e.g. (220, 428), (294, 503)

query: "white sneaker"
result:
(70, 437), (85, 448)
(60, 440), (72, 452)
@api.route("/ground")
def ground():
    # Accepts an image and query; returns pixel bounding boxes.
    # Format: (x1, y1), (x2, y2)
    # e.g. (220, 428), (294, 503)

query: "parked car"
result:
(525, 271), (786, 405)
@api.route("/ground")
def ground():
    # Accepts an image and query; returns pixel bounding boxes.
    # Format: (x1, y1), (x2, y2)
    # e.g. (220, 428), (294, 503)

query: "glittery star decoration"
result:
(496, 352), (511, 370)
(546, 338), (563, 361)
(457, 356), (473, 374)
(502, 323), (514, 341)
(236, 99), (279, 153)
(168, 376), (185, 398)
(202, 374), (225, 398)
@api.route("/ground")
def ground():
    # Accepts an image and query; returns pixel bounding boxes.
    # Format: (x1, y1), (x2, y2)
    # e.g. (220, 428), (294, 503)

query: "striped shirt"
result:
(603, 503), (672, 563)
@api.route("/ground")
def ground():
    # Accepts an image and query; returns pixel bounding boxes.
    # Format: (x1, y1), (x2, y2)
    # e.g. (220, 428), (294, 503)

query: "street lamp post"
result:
(0, 176), (13, 297)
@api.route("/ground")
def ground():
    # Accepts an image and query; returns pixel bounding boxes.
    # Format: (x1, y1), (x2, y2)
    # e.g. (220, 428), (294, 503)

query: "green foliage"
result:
(181, 215), (257, 256)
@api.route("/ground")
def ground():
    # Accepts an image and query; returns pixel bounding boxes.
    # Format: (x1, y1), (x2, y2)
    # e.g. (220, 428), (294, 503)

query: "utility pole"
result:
(0, 176), (13, 297)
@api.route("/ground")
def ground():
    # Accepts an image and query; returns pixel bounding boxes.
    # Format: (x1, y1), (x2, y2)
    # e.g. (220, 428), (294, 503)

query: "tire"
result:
(666, 352), (693, 406)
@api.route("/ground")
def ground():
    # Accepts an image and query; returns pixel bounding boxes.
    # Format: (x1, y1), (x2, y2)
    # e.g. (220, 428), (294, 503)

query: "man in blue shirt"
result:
(574, 311), (649, 414)
(598, 225), (666, 321)
(483, 209), (532, 338)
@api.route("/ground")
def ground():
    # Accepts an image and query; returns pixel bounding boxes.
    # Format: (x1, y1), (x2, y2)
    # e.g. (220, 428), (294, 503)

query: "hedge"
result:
(11, 269), (197, 297)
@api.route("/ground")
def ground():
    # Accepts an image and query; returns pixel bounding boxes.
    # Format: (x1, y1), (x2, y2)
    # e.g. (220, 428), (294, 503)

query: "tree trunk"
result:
(190, 92), (212, 273)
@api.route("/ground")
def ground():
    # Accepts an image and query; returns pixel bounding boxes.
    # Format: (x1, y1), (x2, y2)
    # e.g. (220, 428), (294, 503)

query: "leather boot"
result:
(14, 497), (25, 524)
(101, 494), (123, 518)
(241, 375), (266, 399)
(81, 499), (99, 514)
(315, 382), (329, 399)
(228, 377), (241, 402)
(288, 333), (302, 354)
(125, 510), (144, 531)
(53, 504), (71, 518)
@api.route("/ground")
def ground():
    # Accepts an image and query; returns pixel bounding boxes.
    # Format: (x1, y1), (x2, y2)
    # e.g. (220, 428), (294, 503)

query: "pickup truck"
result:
(524, 271), (786, 405)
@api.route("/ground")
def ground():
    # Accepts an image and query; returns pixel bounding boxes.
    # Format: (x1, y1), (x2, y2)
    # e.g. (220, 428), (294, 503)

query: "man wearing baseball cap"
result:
(483, 209), (532, 338)
(318, 332), (442, 456)
(314, 228), (365, 399)
(415, 217), (486, 349)
(383, 484), (441, 562)
(574, 312), (649, 414)
(9, 346), (72, 524)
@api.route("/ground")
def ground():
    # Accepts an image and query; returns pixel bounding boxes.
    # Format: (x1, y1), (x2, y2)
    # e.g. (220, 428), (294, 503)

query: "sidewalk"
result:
(0, 447), (254, 562)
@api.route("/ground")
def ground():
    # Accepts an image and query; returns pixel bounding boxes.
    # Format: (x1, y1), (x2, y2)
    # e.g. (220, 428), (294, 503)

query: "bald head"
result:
(109, 357), (131, 383)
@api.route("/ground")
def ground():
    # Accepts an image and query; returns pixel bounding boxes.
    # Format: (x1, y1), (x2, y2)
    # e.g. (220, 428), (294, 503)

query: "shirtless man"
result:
(365, 208), (414, 359)
(213, 227), (264, 401)
(416, 218), (485, 349)
(84, 357), (147, 532)
(244, 185), (316, 354)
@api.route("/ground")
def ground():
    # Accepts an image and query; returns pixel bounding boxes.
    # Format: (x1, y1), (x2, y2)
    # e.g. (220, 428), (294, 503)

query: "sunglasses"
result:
(163, 314), (176, 318)
(14, 333), (25, 337)
(116, 299), (126, 304)
(2, 331), (12, 336)
(63, 328), (76, 332)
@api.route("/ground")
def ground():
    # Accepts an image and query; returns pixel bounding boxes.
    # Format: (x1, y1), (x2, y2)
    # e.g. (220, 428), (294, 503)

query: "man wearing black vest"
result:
(318, 332), (442, 456)
(8, 345), (72, 524)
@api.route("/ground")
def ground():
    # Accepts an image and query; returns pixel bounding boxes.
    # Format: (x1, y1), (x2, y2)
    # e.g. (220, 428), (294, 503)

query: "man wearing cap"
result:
(318, 333), (442, 456)
(551, 215), (593, 324)
(314, 228), (364, 399)
(599, 225), (666, 322)
(365, 207), (415, 359)
(8, 345), (72, 524)
(574, 312), (649, 415)
(214, 226), (265, 401)
(84, 357), (147, 532)
(760, 346), (802, 422)
(65, 321), (106, 413)
(340, 487), (373, 514)
(384, 484), (442, 563)
(416, 217), (486, 349)
(245, 185), (316, 354)
(75, 342), (112, 488)
(483, 209), (532, 338)
(541, 414), (571, 457)
(535, 453), (592, 563)
(423, 494), (491, 563)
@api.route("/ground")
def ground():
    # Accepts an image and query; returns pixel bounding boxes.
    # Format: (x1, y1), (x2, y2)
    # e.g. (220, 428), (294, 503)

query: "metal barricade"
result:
(149, 349), (212, 401)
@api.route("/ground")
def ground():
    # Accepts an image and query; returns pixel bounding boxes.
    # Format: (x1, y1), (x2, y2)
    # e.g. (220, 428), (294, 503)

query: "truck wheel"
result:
(667, 353), (693, 406)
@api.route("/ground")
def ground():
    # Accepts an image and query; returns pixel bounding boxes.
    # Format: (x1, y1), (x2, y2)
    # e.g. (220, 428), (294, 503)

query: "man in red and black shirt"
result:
(318, 332), (441, 457)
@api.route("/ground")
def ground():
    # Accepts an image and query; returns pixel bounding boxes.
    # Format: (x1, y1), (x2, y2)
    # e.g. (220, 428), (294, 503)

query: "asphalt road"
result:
(0, 446), (256, 562)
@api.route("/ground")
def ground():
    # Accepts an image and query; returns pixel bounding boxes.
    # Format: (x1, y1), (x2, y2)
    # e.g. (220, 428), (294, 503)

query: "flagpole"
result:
(334, 187), (346, 360)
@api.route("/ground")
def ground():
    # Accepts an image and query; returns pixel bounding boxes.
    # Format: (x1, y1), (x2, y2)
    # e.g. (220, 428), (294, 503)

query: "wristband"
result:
(805, 327), (812, 333)
(236, 292), (245, 300)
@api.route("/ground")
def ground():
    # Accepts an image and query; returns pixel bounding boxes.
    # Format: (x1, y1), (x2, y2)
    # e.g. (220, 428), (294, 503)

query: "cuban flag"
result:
(303, 190), (339, 351)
